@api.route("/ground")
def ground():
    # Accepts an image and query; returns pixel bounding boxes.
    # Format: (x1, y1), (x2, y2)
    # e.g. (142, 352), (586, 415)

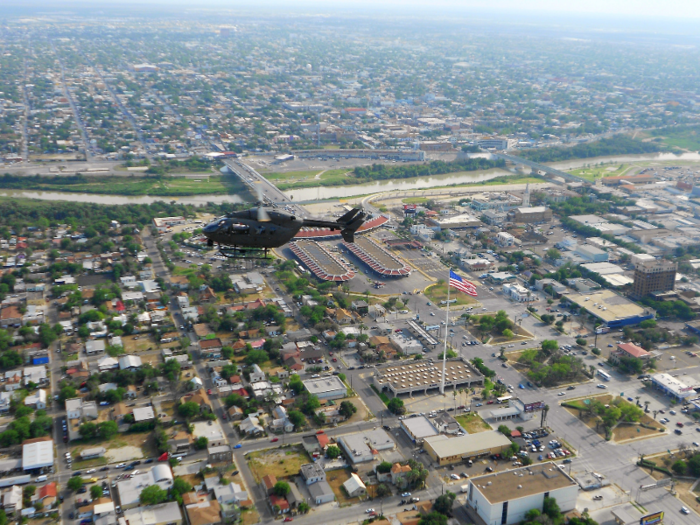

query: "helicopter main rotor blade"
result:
(254, 184), (271, 222)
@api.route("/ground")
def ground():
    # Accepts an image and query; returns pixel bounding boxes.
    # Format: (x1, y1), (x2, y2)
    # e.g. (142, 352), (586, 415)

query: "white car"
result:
(115, 463), (126, 469)
(365, 509), (375, 514)
(558, 392), (565, 396)
(681, 506), (690, 515)
(86, 469), (96, 474)
(597, 384), (607, 389)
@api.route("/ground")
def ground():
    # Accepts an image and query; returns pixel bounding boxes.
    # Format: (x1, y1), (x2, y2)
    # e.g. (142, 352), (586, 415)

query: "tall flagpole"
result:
(440, 272), (450, 395)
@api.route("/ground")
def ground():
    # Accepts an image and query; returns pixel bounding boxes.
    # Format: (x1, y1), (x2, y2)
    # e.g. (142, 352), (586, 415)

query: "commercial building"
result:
(423, 432), (512, 466)
(373, 359), (483, 397)
(510, 206), (552, 224)
(22, 439), (54, 471)
(342, 238), (411, 277)
(338, 429), (395, 463)
(611, 343), (650, 363)
(465, 464), (579, 525)
(502, 283), (535, 303)
(632, 258), (677, 298)
(123, 502), (183, 525)
(564, 289), (654, 328)
(650, 373), (697, 402)
(152, 216), (186, 233)
(495, 232), (515, 247)
(302, 376), (346, 400)
(289, 241), (356, 282)
(116, 465), (174, 509)
(426, 214), (482, 230)
(406, 320), (439, 348)
(400, 415), (439, 443)
(574, 245), (609, 263)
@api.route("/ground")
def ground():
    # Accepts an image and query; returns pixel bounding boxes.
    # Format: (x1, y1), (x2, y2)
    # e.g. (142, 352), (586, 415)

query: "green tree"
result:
(90, 485), (103, 500)
(433, 492), (456, 516)
(672, 459), (687, 475)
(67, 477), (84, 492)
(288, 410), (306, 428)
(298, 502), (310, 514)
(194, 437), (209, 450)
(326, 445), (341, 459)
(387, 397), (405, 415)
(139, 485), (167, 505)
(376, 461), (393, 474)
(97, 421), (119, 440)
(172, 477), (193, 498)
(273, 481), (290, 497)
(177, 401), (200, 418)
(497, 424), (511, 437)
(79, 422), (97, 439)
(541, 339), (559, 355)
(543, 496), (561, 520)
(576, 338), (587, 346)
(339, 400), (357, 419)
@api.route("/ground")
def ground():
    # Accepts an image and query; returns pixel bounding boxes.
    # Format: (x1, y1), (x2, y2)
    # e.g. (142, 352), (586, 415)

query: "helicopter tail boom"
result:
(301, 207), (367, 242)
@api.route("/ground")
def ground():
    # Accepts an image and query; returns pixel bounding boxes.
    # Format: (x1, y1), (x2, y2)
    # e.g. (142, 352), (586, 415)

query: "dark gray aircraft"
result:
(203, 204), (366, 258)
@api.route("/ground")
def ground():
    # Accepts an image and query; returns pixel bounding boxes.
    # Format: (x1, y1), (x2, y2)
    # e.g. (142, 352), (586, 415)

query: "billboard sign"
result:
(524, 401), (545, 412)
(639, 511), (663, 525)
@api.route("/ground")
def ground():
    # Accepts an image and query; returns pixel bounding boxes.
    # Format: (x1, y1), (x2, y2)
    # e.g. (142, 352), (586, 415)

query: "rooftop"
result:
(471, 464), (577, 504)
(22, 439), (54, 470)
(123, 502), (182, 525)
(566, 289), (653, 323)
(424, 431), (511, 459)
(302, 376), (346, 395)
(401, 415), (439, 439)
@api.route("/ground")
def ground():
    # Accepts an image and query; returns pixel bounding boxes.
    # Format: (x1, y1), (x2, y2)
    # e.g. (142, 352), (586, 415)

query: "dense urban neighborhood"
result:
(1, 5), (700, 525)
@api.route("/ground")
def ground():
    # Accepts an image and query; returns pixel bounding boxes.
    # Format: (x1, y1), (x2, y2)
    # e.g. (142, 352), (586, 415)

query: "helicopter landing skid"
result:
(218, 245), (271, 260)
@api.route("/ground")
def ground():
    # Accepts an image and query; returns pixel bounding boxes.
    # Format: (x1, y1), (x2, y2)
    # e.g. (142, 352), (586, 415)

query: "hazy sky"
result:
(6, 0), (700, 27)
(12, 0), (700, 18)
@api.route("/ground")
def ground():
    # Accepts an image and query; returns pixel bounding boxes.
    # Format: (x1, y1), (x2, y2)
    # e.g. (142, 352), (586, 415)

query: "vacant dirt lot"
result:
(247, 446), (311, 483)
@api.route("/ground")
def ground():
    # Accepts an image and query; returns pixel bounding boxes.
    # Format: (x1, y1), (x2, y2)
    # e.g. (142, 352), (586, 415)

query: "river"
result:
(0, 168), (513, 205)
(3, 151), (698, 205)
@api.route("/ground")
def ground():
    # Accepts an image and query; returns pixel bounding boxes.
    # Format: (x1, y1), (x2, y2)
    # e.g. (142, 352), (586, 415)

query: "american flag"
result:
(449, 270), (478, 296)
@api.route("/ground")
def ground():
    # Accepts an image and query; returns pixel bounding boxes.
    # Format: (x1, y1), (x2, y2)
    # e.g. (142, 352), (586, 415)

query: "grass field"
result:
(425, 282), (479, 308)
(402, 197), (429, 204)
(645, 128), (700, 152)
(247, 446), (311, 483)
(454, 413), (492, 434)
(568, 164), (632, 181)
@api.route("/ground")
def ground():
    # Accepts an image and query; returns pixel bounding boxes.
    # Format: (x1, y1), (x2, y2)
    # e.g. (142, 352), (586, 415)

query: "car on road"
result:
(410, 497), (420, 502)
(475, 403), (482, 407)
(563, 458), (572, 464)
(675, 429), (683, 435)
(72, 472), (82, 477)
(234, 444), (242, 449)
(501, 363), (508, 368)
(567, 386), (576, 391)
(693, 442), (699, 447)
(670, 409), (677, 415)
(597, 384), (607, 389)
(78, 488), (87, 494)
(283, 518), (293, 522)
(270, 438), (279, 442)
(401, 492), (411, 497)
(365, 509), (375, 514)
(558, 392), (565, 396)
(677, 422), (684, 428)
(86, 469), (96, 474)
(115, 463), (125, 469)
(681, 506), (690, 514)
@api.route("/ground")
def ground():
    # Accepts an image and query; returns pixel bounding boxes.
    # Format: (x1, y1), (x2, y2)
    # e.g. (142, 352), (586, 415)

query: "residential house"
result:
(208, 446), (232, 463)
(4, 370), (22, 392)
(199, 338), (223, 359)
(342, 473), (366, 498)
(300, 463), (326, 485)
(249, 364), (266, 383)
(36, 482), (57, 507)
(260, 475), (277, 496)
(185, 499), (222, 525)
(269, 495), (289, 514)
(24, 389), (47, 409)
(307, 480), (335, 505)
(2, 485), (22, 515)
(86, 340), (106, 355)
(118, 355), (142, 370)
(239, 415), (264, 436)
(391, 463), (412, 487)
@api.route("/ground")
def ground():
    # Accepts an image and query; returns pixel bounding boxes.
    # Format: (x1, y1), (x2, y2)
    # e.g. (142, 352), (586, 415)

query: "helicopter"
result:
(203, 190), (367, 258)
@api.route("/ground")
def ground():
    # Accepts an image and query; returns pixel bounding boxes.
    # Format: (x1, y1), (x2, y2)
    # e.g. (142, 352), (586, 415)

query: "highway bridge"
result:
(495, 152), (590, 184)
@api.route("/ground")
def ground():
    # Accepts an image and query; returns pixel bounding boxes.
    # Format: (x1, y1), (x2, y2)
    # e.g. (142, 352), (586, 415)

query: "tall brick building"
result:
(632, 258), (677, 298)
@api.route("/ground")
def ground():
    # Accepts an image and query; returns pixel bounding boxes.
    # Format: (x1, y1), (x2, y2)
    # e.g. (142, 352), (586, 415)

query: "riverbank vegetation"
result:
(515, 135), (671, 163)
(0, 173), (245, 197)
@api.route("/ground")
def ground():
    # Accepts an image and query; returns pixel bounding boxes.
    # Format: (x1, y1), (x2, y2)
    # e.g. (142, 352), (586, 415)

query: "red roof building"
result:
(269, 495), (289, 513)
(615, 342), (650, 360)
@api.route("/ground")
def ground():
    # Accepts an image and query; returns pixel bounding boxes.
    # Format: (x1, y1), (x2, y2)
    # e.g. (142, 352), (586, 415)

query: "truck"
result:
(461, 485), (469, 493)
(595, 326), (610, 334)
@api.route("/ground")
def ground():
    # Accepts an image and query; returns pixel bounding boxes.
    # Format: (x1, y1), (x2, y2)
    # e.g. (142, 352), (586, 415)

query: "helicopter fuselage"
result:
(203, 208), (303, 249)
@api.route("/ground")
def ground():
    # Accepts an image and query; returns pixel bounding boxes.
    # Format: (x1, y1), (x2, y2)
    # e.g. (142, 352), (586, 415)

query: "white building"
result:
(465, 464), (579, 525)
(496, 232), (515, 247)
(116, 465), (174, 509)
(24, 389), (46, 410)
(118, 355), (142, 370)
(302, 376), (346, 400)
(338, 429), (395, 463)
(22, 439), (54, 471)
(86, 340), (106, 355)
(502, 283), (536, 303)
(152, 216), (186, 233)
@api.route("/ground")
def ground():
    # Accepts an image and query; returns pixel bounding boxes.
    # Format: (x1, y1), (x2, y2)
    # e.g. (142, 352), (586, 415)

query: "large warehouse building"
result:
(289, 240), (355, 282)
(564, 289), (655, 328)
(302, 376), (347, 400)
(465, 464), (579, 525)
(423, 432), (511, 466)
